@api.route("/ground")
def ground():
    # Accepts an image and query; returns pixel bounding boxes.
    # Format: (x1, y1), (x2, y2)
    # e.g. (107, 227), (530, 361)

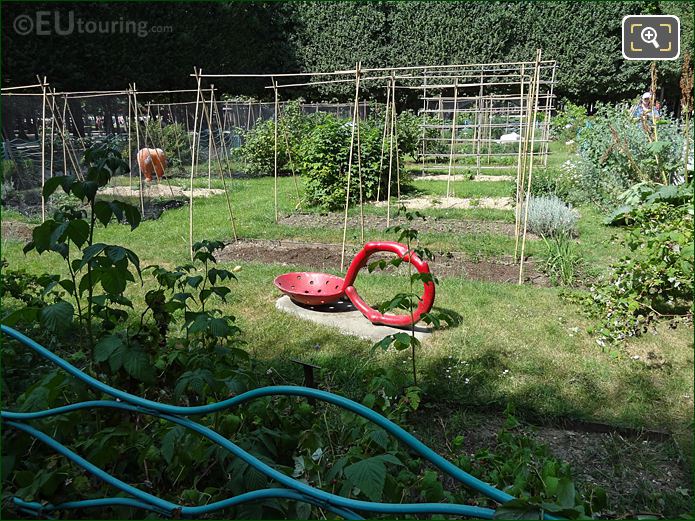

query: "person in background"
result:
(632, 92), (660, 120)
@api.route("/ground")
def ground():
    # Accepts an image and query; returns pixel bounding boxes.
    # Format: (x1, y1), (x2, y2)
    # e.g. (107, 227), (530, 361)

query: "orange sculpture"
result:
(137, 148), (167, 181)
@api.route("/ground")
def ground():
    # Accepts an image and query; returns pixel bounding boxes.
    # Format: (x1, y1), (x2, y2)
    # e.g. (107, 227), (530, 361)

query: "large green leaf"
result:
(39, 301), (74, 332)
(122, 203), (141, 230)
(161, 426), (185, 465)
(94, 335), (123, 364)
(122, 347), (152, 382)
(93, 201), (114, 227)
(343, 456), (387, 501)
(67, 219), (89, 247)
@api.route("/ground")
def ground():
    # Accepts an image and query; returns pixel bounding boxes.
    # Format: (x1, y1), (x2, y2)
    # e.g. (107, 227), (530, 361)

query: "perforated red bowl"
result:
(274, 272), (346, 306)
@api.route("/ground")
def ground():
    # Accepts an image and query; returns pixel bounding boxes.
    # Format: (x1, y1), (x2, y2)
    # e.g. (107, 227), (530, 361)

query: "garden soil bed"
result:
(279, 213), (537, 239)
(217, 239), (548, 285)
(1, 221), (34, 242)
(410, 406), (691, 517)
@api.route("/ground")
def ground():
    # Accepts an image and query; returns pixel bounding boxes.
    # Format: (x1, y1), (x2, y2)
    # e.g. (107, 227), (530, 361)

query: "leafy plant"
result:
(574, 103), (685, 206)
(298, 115), (405, 211)
(585, 196), (693, 343)
(522, 196), (579, 238)
(551, 99), (587, 143)
(513, 166), (575, 202)
(371, 206), (459, 385)
(541, 234), (582, 287)
(17, 140), (140, 346)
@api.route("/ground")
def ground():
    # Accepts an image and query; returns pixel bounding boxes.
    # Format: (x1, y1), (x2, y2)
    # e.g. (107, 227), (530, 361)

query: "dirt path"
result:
(1, 221), (34, 242)
(414, 174), (515, 182)
(280, 213), (537, 239)
(374, 196), (514, 210)
(100, 184), (225, 198)
(218, 238), (548, 285)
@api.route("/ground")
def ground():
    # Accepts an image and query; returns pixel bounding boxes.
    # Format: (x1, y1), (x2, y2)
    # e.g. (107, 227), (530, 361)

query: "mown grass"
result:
(2, 156), (692, 447)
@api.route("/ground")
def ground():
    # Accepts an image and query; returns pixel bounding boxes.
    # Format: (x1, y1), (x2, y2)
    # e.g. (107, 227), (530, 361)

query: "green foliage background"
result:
(3, 1), (693, 105)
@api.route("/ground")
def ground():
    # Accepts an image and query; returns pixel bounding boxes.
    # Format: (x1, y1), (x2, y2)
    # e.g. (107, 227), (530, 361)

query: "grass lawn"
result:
(2, 140), (692, 517)
(2, 154), (692, 443)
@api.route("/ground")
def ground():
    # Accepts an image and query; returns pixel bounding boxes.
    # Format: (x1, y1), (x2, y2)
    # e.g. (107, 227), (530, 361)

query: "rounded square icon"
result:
(623, 15), (680, 60)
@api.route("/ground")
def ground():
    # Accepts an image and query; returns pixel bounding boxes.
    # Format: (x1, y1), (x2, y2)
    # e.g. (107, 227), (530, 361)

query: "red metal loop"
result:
(342, 241), (435, 327)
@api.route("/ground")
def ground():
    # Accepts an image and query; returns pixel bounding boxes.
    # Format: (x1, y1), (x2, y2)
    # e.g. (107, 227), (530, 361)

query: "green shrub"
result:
(586, 195), (693, 343)
(513, 166), (575, 201)
(237, 118), (285, 177)
(395, 110), (421, 160)
(523, 196), (579, 238)
(298, 115), (404, 211)
(236, 101), (319, 177)
(574, 104), (684, 206)
(551, 99), (587, 142)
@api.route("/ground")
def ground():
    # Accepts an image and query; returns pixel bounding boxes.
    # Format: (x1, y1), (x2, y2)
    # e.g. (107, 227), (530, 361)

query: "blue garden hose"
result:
(1, 324), (558, 519)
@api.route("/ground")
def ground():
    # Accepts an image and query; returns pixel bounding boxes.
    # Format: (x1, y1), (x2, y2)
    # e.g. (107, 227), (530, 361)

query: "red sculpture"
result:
(274, 241), (435, 327)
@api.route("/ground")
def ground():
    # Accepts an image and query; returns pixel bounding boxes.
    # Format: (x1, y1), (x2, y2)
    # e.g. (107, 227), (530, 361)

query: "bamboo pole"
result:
(421, 72), (428, 176)
(39, 76), (48, 222)
(189, 69), (203, 259)
(132, 84), (145, 215)
(476, 70), (485, 177)
(519, 50), (542, 284)
(0, 83), (45, 91)
(61, 96), (68, 176)
(356, 97), (364, 243)
(541, 63), (557, 167)
(513, 65), (526, 263)
(127, 89), (133, 190)
(446, 79), (459, 199)
(49, 89), (55, 179)
(341, 63), (361, 272)
(207, 84), (214, 189)
(376, 81), (391, 202)
(386, 75), (396, 227)
(392, 74), (401, 200)
(273, 78), (279, 224)
(199, 88), (238, 241)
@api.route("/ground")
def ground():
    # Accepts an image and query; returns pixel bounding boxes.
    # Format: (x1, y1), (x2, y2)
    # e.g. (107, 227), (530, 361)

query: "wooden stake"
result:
(200, 90), (238, 241)
(356, 99), (364, 243)
(386, 75), (395, 227)
(208, 84), (214, 189)
(421, 72), (428, 176)
(376, 81), (391, 202)
(513, 65), (526, 263)
(127, 88), (133, 190)
(476, 70), (485, 177)
(273, 78), (279, 224)
(341, 63), (361, 272)
(392, 76), (401, 200)
(39, 76), (48, 222)
(189, 69), (203, 259)
(62, 96), (68, 176)
(446, 79), (459, 199)
(519, 50), (542, 285)
(132, 85), (145, 215)
(49, 89), (56, 180)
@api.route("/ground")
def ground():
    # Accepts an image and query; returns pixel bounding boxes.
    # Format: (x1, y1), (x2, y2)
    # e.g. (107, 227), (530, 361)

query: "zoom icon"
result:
(622, 15), (680, 60)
